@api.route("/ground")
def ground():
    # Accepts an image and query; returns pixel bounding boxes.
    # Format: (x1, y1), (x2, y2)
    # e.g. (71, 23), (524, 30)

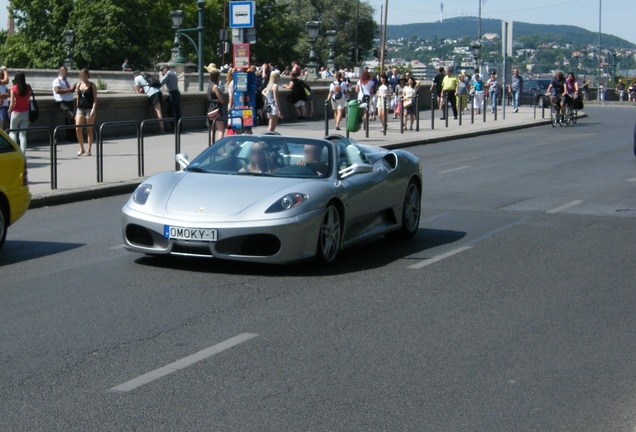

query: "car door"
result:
(335, 142), (392, 242)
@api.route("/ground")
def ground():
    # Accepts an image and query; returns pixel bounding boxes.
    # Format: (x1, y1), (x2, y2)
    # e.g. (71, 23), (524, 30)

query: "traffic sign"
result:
(229, 1), (255, 28)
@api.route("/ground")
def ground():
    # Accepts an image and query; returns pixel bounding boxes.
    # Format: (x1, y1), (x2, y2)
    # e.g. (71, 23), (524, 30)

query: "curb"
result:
(28, 113), (586, 208)
(29, 181), (141, 209)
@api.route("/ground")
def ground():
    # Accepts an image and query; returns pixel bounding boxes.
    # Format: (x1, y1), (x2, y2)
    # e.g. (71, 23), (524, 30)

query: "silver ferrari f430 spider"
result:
(122, 134), (422, 264)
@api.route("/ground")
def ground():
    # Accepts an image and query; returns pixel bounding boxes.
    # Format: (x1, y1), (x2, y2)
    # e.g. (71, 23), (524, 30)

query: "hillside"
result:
(386, 17), (636, 49)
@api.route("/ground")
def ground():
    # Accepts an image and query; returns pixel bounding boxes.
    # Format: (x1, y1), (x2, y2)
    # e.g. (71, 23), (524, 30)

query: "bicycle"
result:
(549, 96), (564, 128)
(564, 103), (577, 126)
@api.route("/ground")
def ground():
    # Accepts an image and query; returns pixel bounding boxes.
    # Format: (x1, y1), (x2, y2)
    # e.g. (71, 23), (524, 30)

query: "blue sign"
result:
(229, 1), (255, 28)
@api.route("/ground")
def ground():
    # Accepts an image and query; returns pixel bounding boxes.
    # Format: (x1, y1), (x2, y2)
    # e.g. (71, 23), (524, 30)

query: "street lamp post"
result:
(63, 29), (74, 70)
(170, 0), (206, 91)
(306, 21), (321, 79)
(583, 49), (588, 82)
(471, 41), (482, 73)
(574, 55), (579, 78)
(612, 51), (617, 85)
(326, 30), (336, 72)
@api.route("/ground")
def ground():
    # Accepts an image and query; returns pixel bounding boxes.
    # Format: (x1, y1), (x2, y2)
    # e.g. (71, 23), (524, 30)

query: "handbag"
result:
(207, 108), (220, 121)
(28, 85), (39, 123)
(403, 98), (413, 108)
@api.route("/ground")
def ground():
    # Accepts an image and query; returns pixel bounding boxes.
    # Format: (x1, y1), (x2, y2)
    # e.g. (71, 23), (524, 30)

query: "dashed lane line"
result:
(109, 333), (259, 393)
(438, 166), (470, 174)
(407, 246), (473, 269)
(546, 200), (584, 214)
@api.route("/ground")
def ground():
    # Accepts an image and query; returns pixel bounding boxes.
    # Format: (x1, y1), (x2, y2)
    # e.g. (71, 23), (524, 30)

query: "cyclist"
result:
(545, 71), (566, 120)
(563, 72), (579, 115)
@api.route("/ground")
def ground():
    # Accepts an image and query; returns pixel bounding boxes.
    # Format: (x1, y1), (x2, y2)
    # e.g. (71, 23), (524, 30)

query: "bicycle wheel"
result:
(551, 105), (557, 127)
(564, 107), (571, 126)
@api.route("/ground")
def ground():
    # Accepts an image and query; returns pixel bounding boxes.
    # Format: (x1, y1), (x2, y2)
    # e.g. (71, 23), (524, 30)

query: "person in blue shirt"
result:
(471, 72), (484, 115)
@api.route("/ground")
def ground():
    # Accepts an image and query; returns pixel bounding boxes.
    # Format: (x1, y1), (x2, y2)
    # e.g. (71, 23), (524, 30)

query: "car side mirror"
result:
(175, 153), (190, 170)
(339, 163), (373, 179)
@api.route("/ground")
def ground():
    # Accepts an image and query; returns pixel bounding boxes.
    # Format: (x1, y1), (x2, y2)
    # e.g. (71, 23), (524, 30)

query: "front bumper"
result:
(7, 186), (31, 225)
(122, 206), (324, 264)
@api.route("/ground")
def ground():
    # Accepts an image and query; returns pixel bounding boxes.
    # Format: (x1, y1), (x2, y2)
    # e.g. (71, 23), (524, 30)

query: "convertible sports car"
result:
(122, 134), (422, 264)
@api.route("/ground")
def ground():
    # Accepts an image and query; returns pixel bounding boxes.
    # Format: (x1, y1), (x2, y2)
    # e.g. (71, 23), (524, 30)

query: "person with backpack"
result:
(133, 70), (164, 134)
(326, 71), (348, 130)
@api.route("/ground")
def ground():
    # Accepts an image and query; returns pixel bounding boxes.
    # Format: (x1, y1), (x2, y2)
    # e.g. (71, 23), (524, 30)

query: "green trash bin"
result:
(346, 99), (364, 133)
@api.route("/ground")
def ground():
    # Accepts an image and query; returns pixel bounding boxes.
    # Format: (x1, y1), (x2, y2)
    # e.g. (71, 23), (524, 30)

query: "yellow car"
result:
(0, 130), (31, 249)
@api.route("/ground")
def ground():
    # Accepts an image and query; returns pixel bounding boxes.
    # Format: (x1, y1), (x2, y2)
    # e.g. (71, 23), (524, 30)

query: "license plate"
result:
(164, 226), (217, 242)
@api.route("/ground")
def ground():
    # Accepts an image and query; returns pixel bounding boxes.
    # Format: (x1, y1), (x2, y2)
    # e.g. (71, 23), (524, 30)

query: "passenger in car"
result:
(240, 142), (278, 174)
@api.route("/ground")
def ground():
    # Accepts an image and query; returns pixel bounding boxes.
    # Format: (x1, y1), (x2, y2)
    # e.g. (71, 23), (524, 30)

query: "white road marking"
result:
(627, 177), (636, 183)
(438, 166), (470, 174)
(407, 246), (473, 269)
(546, 200), (584, 214)
(109, 244), (125, 250)
(109, 333), (258, 393)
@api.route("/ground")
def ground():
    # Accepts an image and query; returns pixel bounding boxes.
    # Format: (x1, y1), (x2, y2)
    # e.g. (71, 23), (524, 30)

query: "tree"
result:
(2, 0), (74, 68)
(0, 0), (377, 71)
(278, 0), (377, 69)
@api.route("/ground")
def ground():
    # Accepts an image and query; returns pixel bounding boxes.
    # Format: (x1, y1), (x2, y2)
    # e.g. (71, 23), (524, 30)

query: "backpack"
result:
(302, 80), (311, 97)
(142, 72), (162, 89)
(333, 81), (343, 100)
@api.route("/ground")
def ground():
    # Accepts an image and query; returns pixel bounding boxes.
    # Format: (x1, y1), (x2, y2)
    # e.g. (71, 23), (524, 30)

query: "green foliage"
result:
(0, 0), (377, 71)
(3, 0), (74, 68)
(278, 0), (376, 69)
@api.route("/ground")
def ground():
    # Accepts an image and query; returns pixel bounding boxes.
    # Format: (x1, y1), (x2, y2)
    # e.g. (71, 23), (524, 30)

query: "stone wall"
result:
(11, 68), (432, 142)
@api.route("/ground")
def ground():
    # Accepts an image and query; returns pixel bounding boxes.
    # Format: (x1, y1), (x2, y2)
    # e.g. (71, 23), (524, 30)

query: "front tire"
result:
(398, 181), (421, 239)
(316, 204), (341, 264)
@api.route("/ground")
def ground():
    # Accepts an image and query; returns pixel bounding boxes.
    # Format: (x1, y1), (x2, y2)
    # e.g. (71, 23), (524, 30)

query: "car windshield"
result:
(185, 136), (333, 178)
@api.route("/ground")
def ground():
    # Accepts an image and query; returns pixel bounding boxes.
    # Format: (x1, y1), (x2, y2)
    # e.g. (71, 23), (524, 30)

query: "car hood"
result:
(165, 172), (308, 216)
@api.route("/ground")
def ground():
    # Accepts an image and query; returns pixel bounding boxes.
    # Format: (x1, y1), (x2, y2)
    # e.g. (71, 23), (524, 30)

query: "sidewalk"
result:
(27, 105), (561, 207)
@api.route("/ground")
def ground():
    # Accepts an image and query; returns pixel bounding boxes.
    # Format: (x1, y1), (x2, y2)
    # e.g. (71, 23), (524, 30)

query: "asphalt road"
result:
(1, 106), (635, 431)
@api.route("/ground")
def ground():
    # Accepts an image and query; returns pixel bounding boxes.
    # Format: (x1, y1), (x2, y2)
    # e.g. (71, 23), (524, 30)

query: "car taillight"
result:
(23, 160), (28, 186)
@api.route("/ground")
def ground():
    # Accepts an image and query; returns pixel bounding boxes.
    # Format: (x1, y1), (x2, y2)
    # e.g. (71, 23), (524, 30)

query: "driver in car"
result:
(297, 144), (329, 176)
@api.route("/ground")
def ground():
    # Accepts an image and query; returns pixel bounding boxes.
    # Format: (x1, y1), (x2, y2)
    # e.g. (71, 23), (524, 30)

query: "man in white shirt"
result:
(133, 70), (164, 134)
(52, 66), (77, 141)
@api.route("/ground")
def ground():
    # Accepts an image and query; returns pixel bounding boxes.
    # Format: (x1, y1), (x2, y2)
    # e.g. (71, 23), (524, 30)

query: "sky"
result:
(370, 0), (635, 45)
(0, 0), (633, 46)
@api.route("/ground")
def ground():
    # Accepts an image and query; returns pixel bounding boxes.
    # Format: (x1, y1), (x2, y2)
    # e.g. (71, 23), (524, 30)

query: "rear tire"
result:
(397, 181), (421, 239)
(0, 202), (7, 251)
(316, 204), (341, 264)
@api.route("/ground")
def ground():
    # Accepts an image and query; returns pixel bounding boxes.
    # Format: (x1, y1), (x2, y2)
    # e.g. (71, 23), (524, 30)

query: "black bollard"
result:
(400, 97), (404, 134)
(458, 94), (463, 126)
(444, 93), (449, 128)
(415, 94), (420, 132)
(431, 89), (436, 130)
(383, 95), (387, 136)
(324, 100), (329, 136)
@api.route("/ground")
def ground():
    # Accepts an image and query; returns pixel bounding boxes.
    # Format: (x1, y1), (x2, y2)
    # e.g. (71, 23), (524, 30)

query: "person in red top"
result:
(8, 71), (30, 153)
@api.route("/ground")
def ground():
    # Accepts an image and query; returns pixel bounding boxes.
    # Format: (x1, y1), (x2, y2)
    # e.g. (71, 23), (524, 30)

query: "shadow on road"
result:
(134, 227), (467, 277)
(0, 240), (85, 266)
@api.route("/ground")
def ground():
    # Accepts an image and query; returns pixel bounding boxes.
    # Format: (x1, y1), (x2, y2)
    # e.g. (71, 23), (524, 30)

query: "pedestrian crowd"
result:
(4, 56), (634, 157)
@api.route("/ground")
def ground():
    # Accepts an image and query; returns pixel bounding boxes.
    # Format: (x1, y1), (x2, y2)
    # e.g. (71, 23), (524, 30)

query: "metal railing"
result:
(52, 123), (100, 190)
(7, 126), (53, 187)
(210, 115), (244, 145)
(140, 117), (176, 176)
(98, 121), (140, 180)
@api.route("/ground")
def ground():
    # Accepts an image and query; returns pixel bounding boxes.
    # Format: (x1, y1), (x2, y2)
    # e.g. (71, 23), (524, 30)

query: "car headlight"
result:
(266, 193), (308, 213)
(133, 184), (152, 205)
